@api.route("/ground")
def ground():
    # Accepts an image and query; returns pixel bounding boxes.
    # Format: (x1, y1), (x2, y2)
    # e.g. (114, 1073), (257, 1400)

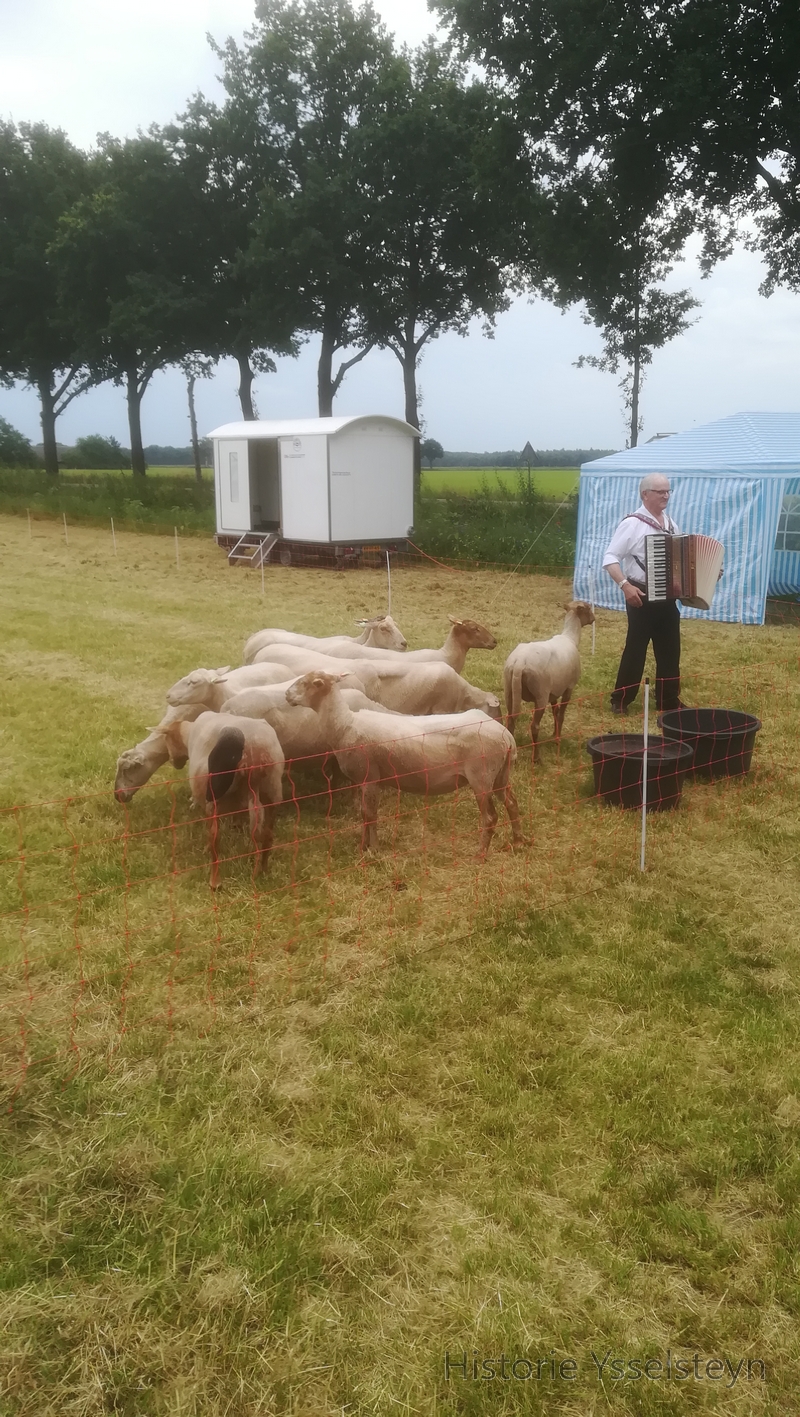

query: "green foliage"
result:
(0, 466), (214, 533)
(420, 436), (444, 467)
(69, 434), (131, 470)
(416, 469), (577, 568)
(0, 416), (39, 467)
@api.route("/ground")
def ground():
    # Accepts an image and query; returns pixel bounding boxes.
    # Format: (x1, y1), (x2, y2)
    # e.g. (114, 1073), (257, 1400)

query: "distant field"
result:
(421, 465), (580, 498)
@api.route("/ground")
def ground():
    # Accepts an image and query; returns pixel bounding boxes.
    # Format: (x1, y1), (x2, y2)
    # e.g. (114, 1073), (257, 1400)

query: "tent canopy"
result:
(573, 413), (800, 624)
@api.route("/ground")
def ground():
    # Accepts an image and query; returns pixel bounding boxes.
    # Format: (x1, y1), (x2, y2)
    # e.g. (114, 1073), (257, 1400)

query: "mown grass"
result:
(421, 466), (580, 499)
(2, 515), (800, 1414)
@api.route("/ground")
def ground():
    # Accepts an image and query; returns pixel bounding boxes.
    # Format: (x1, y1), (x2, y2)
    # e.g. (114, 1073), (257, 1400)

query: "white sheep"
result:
(243, 614), (407, 664)
(252, 643), (501, 718)
(285, 671), (522, 857)
(165, 661), (367, 714)
(160, 711), (284, 887)
(317, 615), (497, 672)
(219, 681), (397, 767)
(503, 600), (595, 755)
(115, 704), (206, 803)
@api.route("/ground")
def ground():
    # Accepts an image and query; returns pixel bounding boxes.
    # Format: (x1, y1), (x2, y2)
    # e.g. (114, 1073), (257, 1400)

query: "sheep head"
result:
(114, 741), (165, 803)
(564, 600), (595, 628)
(166, 667), (231, 706)
(286, 670), (345, 711)
(357, 614), (407, 650)
(448, 616), (497, 650)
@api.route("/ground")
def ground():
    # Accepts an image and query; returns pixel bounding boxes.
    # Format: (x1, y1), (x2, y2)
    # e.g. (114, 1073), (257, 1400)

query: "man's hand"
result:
(622, 581), (644, 607)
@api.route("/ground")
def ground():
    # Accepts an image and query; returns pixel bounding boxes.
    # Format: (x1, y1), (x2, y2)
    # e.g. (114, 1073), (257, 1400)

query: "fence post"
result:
(589, 568), (596, 656)
(174, 526), (180, 569)
(111, 518), (117, 556)
(640, 676), (650, 872)
(62, 513), (69, 546)
(386, 550), (392, 615)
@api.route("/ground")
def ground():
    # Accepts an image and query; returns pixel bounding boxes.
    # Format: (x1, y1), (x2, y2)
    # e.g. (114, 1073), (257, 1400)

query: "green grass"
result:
(421, 466), (581, 498)
(2, 516), (800, 1413)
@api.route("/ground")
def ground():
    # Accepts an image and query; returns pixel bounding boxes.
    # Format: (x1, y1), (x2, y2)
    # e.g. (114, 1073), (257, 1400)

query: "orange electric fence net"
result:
(1, 659), (797, 1104)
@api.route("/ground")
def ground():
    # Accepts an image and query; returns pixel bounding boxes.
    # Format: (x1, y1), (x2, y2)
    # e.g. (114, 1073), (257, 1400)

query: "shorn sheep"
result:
(286, 671), (522, 857)
(243, 614), (407, 664)
(115, 704), (206, 803)
(160, 712), (284, 887)
(503, 600), (595, 755)
(219, 681), (397, 768)
(252, 643), (502, 718)
(317, 615), (497, 672)
(165, 662), (321, 715)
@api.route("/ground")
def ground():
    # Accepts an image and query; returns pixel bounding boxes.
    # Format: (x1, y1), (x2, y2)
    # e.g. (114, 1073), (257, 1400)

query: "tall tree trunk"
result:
(630, 347), (640, 449)
(236, 352), (256, 420)
(400, 341), (422, 501)
(317, 324), (336, 417)
(38, 373), (59, 478)
(126, 369), (146, 477)
(187, 374), (203, 484)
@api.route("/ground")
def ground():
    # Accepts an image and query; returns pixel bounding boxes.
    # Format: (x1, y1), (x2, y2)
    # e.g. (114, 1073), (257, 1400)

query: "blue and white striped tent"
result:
(573, 412), (800, 625)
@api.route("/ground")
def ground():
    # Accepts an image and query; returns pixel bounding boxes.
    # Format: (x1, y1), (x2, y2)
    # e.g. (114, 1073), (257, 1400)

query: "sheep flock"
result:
(114, 604), (595, 885)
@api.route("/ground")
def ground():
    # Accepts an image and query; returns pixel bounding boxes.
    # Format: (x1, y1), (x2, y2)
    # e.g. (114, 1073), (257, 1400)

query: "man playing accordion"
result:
(603, 472), (685, 716)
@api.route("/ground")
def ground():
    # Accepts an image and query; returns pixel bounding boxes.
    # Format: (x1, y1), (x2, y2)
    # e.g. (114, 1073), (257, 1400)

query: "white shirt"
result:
(603, 505), (680, 587)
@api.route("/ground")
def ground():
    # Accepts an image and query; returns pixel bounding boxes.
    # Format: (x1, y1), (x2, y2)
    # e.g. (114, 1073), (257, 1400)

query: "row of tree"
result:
(2, 0), (798, 478)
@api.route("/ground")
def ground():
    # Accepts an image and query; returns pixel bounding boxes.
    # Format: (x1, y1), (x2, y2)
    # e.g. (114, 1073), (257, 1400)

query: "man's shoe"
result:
(610, 701), (629, 716)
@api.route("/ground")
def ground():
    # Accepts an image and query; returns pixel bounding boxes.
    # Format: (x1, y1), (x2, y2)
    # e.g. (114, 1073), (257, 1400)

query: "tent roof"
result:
(207, 415), (419, 440)
(582, 413), (800, 475)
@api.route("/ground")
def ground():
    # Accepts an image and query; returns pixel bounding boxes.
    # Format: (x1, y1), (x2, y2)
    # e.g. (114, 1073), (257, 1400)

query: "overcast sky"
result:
(3, 0), (800, 454)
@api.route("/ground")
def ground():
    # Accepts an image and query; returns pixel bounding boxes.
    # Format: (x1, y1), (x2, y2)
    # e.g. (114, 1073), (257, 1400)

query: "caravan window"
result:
(775, 494), (800, 552)
(229, 451), (239, 502)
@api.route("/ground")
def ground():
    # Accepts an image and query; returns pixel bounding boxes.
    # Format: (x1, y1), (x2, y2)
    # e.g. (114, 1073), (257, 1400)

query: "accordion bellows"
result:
(645, 534), (725, 611)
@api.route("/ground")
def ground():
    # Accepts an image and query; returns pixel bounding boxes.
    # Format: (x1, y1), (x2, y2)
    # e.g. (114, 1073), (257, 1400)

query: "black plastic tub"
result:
(659, 707), (762, 780)
(585, 734), (694, 810)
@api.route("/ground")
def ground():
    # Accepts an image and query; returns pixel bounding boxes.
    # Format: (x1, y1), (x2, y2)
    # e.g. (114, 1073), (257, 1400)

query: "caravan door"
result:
(280, 435), (329, 541)
(217, 439), (250, 533)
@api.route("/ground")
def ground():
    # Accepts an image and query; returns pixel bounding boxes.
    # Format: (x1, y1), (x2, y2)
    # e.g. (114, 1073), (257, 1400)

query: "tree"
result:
(0, 122), (95, 476)
(434, 0), (800, 291)
(538, 183), (699, 446)
(53, 133), (214, 475)
(180, 354), (215, 482)
(166, 97), (300, 420)
(356, 44), (520, 488)
(421, 437), (444, 467)
(73, 434), (130, 469)
(0, 416), (40, 466)
(211, 0), (397, 416)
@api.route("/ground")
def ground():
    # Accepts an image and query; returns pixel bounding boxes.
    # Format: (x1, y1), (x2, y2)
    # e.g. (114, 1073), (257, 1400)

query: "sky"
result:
(3, 0), (800, 455)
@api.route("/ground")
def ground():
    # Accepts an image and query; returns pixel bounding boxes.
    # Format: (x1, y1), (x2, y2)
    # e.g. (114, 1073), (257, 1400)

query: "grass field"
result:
(421, 466), (580, 499)
(2, 514), (800, 1414)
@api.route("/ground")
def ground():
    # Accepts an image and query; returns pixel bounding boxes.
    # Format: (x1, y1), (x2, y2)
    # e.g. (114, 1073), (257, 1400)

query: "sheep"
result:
(252, 643), (502, 718)
(285, 671), (522, 857)
(503, 600), (595, 756)
(316, 615), (497, 672)
(160, 711), (284, 887)
(165, 661), (367, 715)
(219, 681), (398, 767)
(114, 703), (206, 803)
(243, 614), (407, 664)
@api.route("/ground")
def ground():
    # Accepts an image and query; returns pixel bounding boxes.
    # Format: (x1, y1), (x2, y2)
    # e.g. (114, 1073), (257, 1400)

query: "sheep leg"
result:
(552, 688), (572, 743)
(530, 706), (547, 761)
(251, 800), (275, 876)
(361, 782), (380, 852)
(497, 782), (524, 846)
(476, 789), (499, 858)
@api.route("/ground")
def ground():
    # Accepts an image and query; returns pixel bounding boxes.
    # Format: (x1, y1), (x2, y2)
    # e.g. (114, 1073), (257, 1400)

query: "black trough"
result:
(585, 733), (694, 811)
(659, 708), (761, 780)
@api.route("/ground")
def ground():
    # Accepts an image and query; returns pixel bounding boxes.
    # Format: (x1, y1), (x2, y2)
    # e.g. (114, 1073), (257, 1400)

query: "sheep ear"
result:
(215, 665), (231, 676)
(448, 615), (462, 625)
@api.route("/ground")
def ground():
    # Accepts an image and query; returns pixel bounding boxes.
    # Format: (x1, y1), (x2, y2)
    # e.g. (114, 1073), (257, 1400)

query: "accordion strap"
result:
(625, 511), (676, 533)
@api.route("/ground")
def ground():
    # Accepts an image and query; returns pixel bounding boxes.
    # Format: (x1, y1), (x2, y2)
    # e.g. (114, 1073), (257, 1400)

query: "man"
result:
(603, 472), (684, 715)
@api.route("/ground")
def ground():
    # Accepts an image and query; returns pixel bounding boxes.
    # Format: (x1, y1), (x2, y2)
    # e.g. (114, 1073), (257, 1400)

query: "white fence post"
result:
(62, 512), (69, 546)
(640, 676), (650, 872)
(589, 568), (596, 656)
(386, 550), (392, 615)
(111, 517), (117, 556)
(174, 526), (180, 569)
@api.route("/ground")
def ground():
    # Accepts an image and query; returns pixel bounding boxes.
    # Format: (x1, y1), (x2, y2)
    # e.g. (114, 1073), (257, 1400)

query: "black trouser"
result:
(611, 598), (681, 712)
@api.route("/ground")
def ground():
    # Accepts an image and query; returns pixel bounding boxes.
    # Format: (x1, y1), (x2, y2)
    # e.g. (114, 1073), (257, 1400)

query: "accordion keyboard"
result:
(645, 536), (668, 600)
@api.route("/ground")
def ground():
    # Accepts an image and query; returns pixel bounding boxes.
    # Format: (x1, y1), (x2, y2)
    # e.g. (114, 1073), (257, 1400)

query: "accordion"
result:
(644, 533), (724, 610)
